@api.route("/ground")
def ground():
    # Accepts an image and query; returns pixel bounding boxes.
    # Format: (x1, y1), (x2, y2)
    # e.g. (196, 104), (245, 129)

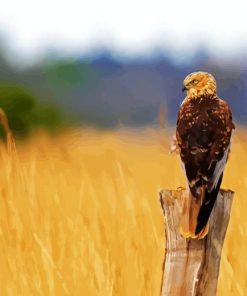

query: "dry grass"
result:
(0, 127), (246, 295)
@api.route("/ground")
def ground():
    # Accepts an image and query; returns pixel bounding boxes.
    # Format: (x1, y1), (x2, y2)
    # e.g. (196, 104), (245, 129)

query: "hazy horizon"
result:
(1, 0), (247, 65)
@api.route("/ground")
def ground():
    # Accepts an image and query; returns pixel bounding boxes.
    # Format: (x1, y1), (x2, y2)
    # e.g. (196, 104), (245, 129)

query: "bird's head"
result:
(182, 72), (217, 98)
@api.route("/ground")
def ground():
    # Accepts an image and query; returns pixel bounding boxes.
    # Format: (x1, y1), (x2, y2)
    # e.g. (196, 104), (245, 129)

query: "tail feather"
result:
(180, 187), (204, 238)
(195, 173), (223, 235)
(180, 173), (223, 239)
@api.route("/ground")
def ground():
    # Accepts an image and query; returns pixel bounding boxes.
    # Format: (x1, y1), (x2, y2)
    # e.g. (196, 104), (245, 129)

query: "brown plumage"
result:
(176, 72), (235, 239)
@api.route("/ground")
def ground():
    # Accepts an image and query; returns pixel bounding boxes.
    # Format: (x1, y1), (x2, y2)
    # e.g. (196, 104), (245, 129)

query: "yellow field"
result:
(0, 127), (246, 296)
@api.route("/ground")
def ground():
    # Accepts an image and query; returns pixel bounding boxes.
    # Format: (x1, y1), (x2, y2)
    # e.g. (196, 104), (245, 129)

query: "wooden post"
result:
(159, 188), (234, 296)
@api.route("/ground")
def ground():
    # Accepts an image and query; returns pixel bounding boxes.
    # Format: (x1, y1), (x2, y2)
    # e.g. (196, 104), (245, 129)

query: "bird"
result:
(176, 71), (235, 239)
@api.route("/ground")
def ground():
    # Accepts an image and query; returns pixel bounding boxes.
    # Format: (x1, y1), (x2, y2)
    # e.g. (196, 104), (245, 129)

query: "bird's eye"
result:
(191, 79), (198, 84)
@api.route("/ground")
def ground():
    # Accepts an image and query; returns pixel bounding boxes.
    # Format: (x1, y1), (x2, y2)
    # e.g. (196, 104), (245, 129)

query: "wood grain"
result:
(159, 189), (234, 296)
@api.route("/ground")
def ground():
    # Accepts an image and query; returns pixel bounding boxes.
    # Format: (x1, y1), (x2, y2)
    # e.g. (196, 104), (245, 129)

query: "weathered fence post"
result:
(159, 188), (234, 296)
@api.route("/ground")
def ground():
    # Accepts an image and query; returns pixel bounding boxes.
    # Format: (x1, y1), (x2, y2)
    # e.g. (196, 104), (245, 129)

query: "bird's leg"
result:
(179, 187), (196, 238)
(180, 187), (205, 239)
(194, 185), (209, 239)
(179, 187), (191, 238)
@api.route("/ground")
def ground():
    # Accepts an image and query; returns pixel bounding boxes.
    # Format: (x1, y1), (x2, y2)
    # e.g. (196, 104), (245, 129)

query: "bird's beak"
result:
(182, 86), (187, 92)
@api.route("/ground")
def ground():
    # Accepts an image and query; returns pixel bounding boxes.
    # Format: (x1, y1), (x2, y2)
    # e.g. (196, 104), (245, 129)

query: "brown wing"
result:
(176, 94), (234, 192)
(177, 94), (235, 237)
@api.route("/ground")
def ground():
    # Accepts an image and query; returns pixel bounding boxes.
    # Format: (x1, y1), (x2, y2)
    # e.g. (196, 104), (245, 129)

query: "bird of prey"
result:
(176, 71), (235, 239)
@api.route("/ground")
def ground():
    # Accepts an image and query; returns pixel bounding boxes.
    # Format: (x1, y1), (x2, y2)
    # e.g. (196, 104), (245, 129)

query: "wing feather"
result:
(176, 94), (234, 189)
(177, 94), (234, 238)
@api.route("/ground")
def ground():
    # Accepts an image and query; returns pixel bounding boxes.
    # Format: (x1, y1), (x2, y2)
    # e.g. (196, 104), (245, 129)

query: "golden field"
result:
(0, 127), (246, 296)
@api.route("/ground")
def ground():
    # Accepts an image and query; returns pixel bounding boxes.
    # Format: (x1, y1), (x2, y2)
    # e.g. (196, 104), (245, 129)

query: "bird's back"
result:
(176, 94), (234, 192)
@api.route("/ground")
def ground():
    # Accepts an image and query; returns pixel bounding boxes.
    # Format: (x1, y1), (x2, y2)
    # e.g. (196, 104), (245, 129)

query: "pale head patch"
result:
(183, 71), (217, 98)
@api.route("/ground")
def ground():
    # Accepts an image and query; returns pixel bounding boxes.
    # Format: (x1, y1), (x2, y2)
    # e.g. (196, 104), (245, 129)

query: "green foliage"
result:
(0, 84), (67, 139)
(42, 60), (97, 92)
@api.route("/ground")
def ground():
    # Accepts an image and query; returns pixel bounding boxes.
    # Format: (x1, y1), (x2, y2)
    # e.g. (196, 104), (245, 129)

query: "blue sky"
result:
(0, 0), (247, 62)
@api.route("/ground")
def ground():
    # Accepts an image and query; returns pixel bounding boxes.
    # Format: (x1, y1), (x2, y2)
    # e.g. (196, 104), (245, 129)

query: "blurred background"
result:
(0, 0), (247, 138)
(1, 2), (247, 295)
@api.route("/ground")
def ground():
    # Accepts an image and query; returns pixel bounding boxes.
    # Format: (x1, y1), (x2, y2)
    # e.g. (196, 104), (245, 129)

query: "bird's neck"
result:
(186, 90), (217, 101)
(181, 92), (217, 106)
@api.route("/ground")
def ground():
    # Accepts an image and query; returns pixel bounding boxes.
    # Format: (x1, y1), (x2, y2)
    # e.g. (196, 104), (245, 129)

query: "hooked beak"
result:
(182, 86), (187, 92)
